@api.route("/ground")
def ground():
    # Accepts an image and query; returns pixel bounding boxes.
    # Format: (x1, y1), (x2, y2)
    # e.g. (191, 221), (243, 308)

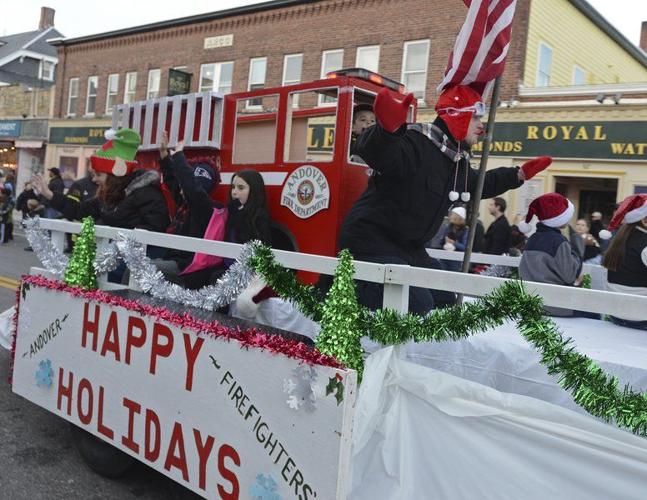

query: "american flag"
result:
(438, 0), (518, 95)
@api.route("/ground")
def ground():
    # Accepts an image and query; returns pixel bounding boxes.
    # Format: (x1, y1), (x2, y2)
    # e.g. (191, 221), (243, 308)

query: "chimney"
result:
(38, 7), (55, 30)
(641, 21), (647, 52)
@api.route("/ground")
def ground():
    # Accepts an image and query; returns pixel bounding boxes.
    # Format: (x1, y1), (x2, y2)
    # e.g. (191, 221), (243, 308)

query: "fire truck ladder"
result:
(110, 91), (225, 151)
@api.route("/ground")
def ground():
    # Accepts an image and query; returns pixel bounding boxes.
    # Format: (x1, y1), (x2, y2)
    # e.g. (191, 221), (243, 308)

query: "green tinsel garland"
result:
(248, 244), (647, 436)
(64, 217), (98, 290)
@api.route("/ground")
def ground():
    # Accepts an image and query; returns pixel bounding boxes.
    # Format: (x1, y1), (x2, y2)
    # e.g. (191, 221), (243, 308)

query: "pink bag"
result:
(179, 207), (228, 275)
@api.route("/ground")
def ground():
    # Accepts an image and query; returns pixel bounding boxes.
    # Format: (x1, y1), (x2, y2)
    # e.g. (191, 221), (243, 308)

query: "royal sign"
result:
(12, 278), (356, 499)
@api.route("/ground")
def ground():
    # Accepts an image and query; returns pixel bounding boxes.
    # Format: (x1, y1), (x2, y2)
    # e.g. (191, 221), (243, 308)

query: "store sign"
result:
(13, 280), (356, 499)
(307, 124), (335, 153)
(168, 69), (192, 97)
(203, 34), (233, 49)
(472, 121), (647, 161)
(281, 165), (331, 219)
(0, 120), (21, 138)
(49, 127), (109, 146)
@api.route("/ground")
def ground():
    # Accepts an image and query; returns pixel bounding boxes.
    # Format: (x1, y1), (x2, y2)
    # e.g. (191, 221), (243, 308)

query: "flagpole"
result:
(457, 75), (503, 304)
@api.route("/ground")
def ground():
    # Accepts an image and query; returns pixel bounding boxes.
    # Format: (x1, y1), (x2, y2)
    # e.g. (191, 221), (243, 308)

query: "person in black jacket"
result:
(339, 85), (552, 314)
(16, 182), (39, 219)
(483, 197), (511, 255)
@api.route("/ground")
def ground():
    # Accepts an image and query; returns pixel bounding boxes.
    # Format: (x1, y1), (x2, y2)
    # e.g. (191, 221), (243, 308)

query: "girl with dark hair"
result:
(601, 194), (647, 330)
(226, 169), (271, 245)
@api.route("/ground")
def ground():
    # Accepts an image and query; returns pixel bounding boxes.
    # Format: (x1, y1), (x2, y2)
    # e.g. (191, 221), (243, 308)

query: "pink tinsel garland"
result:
(11, 275), (343, 377)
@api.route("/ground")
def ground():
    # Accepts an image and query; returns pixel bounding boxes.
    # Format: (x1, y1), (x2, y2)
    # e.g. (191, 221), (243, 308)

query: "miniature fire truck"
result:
(111, 69), (415, 259)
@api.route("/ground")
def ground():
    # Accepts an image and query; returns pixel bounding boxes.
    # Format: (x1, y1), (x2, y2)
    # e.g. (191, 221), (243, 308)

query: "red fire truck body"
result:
(112, 71), (415, 266)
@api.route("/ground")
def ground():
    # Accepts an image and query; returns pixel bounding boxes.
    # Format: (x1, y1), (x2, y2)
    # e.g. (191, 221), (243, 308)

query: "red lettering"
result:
(183, 333), (204, 392)
(97, 386), (114, 440)
(193, 429), (215, 491)
(149, 323), (173, 375)
(100, 311), (121, 361)
(144, 409), (161, 462)
(77, 378), (93, 425)
(217, 444), (240, 500)
(82, 303), (100, 351)
(122, 397), (141, 453)
(125, 316), (146, 365)
(164, 422), (189, 482)
(57, 367), (73, 416)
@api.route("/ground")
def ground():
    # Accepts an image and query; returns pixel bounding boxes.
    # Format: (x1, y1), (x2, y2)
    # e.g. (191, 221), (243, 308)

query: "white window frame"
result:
(319, 49), (344, 106)
(40, 60), (55, 81)
(572, 65), (586, 85)
(199, 61), (234, 94)
(105, 73), (119, 115)
(282, 53), (303, 108)
(66, 77), (79, 117)
(147, 68), (161, 99)
(246, 57), (268, 110)
(124, 71), (137, 104)
(536, 42), (553, 87)
(401, 39), (430, 103)
(85, 75), (98, 116)
(355, 45), (380, 73)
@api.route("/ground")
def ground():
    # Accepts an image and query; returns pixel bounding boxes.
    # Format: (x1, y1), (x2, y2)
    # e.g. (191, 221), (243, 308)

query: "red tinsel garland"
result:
(12, 275), (343, 375)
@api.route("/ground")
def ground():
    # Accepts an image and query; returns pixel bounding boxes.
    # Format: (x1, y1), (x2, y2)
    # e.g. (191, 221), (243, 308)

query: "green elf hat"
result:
(90, 128), (141, 177)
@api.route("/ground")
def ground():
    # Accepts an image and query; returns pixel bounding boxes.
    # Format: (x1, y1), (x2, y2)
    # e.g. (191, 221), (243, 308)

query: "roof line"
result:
(21, 26), (55, 50)
(50, 0), (320, 46)
(569, 0), (647, 69)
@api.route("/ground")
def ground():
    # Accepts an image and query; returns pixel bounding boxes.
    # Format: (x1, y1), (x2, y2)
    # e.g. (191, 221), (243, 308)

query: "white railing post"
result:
(95, 237), (110, 286)
(383, 265), (409, 313)
(50, 229), (65, 253)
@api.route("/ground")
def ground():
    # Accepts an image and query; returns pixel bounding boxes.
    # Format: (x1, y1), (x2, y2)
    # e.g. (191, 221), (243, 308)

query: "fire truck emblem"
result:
(281, 165), (330, 219)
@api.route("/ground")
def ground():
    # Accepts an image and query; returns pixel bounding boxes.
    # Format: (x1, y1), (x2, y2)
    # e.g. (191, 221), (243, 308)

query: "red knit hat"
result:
(599, 194), (647, 239)
(518, 193), (574, 233)
(435, 85), (485, 141)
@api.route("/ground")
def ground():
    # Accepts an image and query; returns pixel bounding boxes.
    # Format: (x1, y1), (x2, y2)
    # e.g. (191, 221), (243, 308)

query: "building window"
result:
(536, 42), (553, 87)
(124, 71), (137, 104)
(67, 78), (79, 116)
(282, 54), (303, 107)
(105, 73), (119, 114)
(85, 76), (98, 115)
(319, 49), (344, 106)
(401, 40), (430, 101)
(40, 60), (55, 81)
(199, 61), (234, 94)
(572, 65), (586, 85)
(356, 45), (380, 73)
(246, 57), (267, 109)
(147, 69), (161, 99)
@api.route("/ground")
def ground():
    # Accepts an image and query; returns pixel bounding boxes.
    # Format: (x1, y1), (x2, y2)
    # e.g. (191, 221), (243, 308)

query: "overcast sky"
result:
(2, 0), (646, 47)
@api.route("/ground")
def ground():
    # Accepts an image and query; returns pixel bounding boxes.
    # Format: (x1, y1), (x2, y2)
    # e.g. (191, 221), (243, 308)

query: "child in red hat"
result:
(518, 193), (589, 317)
(601, 194), (647, 330)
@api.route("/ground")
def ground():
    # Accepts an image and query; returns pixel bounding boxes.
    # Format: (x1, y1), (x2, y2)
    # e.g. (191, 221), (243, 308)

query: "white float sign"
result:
(12, 281), (357, 499)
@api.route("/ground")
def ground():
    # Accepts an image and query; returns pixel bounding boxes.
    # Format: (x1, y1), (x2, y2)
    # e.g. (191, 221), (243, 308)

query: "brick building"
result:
(46, 0), (647, 221)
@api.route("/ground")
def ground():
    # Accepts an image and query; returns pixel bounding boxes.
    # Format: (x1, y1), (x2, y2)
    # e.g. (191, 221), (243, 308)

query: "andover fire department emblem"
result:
(280, 165), (330, 219)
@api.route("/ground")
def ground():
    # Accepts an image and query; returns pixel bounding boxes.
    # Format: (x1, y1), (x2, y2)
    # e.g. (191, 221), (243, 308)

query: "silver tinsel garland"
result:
(116, 233), (258, 310)
(23, 217), (119, 276)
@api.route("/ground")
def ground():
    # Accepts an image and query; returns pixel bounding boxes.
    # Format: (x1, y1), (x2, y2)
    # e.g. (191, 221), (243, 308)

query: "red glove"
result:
(521, 156), (552, 180)
(252, 286), (278, 304)
(374, 87), (414, 133)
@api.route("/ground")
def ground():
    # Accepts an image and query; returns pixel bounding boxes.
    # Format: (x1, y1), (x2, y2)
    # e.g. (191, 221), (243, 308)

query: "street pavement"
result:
(0, 232), (200, 499)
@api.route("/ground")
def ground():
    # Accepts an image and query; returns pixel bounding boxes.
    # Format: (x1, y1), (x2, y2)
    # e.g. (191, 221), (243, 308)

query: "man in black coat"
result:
(483, 197), (511, 255)
(339, 86), (552, 314)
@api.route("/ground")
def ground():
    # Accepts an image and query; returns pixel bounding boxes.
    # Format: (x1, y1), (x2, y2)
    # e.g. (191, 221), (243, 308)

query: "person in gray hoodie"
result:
(518, 193), (583, 317)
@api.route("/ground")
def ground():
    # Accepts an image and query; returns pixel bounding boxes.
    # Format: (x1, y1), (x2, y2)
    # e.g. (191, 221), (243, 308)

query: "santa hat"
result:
(234, 275), (278, 319)
(435, 85), (484, 141)
(599, 194), (647, 240)
(90, 128), (141, 177)
(518, 193), (574, 233)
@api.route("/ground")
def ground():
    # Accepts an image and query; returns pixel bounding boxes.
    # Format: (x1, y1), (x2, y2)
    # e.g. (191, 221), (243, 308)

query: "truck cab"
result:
(111, 69), (415, 261)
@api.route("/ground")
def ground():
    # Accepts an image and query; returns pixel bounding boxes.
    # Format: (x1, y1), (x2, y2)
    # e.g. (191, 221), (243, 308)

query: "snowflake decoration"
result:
(35, 359), (53, 388)
(283, 365), (317, 412)
(249, 473), (282, 500)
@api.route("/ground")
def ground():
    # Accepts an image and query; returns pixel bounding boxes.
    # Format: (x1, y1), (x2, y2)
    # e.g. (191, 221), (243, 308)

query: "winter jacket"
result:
(436, 223), (469, 251)
(225, 198), (272, 245)
(483, 215), (511, 255)
(339, 117), (523, 259)
(16, 189), (39, 217)
(66, 175), (97, 204)
(519, 224), (582, 316)
(160, 151), (222, 268)
(607, 227), (647, 288)
(0, 197), (15, 223)
(48, 176), (65, 195)
(50, 169), (169, 232)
